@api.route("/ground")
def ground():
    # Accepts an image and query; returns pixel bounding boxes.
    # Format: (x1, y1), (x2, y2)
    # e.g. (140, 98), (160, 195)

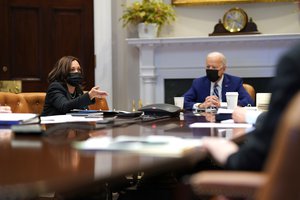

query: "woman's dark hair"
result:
(48, 56), (83, 83)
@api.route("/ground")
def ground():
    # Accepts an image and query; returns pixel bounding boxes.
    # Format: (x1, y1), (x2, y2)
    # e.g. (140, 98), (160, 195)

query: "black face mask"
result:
(66, 73), (83, 86)
(206, 69), (220, 82)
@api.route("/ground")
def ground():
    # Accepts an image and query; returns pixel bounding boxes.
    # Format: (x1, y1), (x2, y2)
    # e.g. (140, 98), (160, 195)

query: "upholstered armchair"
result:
(88, 97), (109, 111)
(0, 92), (46, 114)
(0, 92), (109, 114)
(242, 83), (255, 102)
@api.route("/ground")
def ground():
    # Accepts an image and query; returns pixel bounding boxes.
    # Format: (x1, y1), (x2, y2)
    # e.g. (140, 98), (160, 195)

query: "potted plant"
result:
(120, 0), (176, 38)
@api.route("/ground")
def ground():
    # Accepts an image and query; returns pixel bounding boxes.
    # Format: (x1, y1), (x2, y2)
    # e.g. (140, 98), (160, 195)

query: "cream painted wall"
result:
(161, 1), (300, 36)
(94, 0), (113, 109)
(105, 1), (300, 110)
(111, 0), (140, 110)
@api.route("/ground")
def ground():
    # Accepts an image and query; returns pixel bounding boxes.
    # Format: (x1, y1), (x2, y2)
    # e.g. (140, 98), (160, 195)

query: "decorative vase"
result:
(138, 23), (158, 38)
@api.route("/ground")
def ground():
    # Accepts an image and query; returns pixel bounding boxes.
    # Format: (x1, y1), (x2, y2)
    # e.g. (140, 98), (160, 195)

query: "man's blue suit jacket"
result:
(183, 73), (254, 110)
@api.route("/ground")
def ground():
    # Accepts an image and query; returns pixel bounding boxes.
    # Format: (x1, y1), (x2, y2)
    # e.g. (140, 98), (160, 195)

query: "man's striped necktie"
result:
(213, 83), (219, 99)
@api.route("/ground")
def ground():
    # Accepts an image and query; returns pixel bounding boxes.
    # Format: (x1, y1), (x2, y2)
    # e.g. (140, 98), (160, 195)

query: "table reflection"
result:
(0, 111), (249, 198)
(0, 129), (13, 148)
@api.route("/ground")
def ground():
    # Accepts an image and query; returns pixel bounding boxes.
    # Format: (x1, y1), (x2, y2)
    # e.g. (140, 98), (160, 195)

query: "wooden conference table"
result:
(0, 111), (248, 199)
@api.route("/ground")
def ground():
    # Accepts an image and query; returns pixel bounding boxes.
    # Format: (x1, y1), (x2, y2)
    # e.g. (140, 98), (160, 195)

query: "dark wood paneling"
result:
(52, 8), (82, 59)
(0, 0), (9, 80)
(10, 6), (41, 81)
(0, 0), (94, 92)
(46, 0), (95, 91)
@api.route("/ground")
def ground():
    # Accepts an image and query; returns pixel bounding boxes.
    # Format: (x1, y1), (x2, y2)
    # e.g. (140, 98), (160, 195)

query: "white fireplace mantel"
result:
(127, 33), (300, 105)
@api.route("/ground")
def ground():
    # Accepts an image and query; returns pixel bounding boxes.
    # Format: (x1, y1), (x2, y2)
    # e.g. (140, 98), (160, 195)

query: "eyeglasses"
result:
(206, 65), (222, 70)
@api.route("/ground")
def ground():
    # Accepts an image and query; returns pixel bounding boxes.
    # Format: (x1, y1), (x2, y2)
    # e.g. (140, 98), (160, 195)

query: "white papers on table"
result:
(217, 108), (233, 114)
(41, 114), (104, 124)
(189, 122), (253, 128)
(220, 102), (227, 108)
(217, 107), (258, 114)
(0, 113), (39, 125)
(73, 135), (202, 157)
(220, 119), (235, 123)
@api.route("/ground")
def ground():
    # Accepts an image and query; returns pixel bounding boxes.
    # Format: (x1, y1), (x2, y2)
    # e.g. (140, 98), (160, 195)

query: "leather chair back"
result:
(243, 83), (255, 102)
(0, 91), (109, 114)
(88, 97), (109, 111)
(22, 93), (46, 114)
(0, 92), (30, 113)
(0, 92), (46, 114)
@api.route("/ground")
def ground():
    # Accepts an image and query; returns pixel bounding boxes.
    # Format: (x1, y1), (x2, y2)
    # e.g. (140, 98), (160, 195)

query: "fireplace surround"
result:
(127, 33), (300, 105)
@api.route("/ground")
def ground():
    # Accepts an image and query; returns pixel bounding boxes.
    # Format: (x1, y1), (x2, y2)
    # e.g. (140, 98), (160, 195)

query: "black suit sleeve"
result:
(42, 82), (94, 116)
(225, 43), (300, 171)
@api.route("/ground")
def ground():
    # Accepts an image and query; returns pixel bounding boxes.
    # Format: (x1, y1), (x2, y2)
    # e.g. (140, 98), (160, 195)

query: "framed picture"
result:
(172, 0), (294, 5)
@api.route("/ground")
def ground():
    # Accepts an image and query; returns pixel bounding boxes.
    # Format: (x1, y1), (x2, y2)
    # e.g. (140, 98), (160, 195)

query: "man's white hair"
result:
(207, 52), (227, 66)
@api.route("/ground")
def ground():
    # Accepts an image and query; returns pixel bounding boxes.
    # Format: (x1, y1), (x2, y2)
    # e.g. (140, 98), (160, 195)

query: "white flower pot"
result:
(138, 23), (158, 38)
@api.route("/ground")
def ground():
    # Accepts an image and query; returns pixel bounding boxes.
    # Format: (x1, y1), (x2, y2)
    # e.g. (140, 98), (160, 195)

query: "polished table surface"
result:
(0, 111), (247, 197)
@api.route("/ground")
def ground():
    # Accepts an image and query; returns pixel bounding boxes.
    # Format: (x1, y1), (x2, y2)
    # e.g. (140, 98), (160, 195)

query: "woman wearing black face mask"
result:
(41, 56), (108, 116)
(183, 52), (254, 110)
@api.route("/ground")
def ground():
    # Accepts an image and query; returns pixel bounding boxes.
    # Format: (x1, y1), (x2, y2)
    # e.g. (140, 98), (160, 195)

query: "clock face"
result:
(223, 8), (248, 33)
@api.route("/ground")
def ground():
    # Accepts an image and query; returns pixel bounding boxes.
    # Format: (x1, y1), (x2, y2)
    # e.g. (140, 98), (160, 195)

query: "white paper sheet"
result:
(0, 113), (37, 120)
(189, 122), (253, 128)
(220, 102), (228, 108)
(0, 113), (39, 125)
(41, 114), (104, 124)
(73, 135), (203, 157)
(217, 108), (233, 114)
(217, 107), (258, 114)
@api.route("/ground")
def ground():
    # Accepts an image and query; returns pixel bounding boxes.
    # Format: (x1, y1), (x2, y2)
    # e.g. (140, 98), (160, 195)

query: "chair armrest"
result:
(88, 97), (109, 111)
(189, 170), (266, 199)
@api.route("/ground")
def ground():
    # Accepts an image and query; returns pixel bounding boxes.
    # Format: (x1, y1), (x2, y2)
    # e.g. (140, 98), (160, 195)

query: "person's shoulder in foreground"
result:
(202, 42), (300, 171)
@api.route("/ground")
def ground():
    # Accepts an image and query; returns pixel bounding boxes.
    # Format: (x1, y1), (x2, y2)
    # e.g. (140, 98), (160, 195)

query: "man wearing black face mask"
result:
(183, 52), (254, 110)
(42, 56), (108, 116)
